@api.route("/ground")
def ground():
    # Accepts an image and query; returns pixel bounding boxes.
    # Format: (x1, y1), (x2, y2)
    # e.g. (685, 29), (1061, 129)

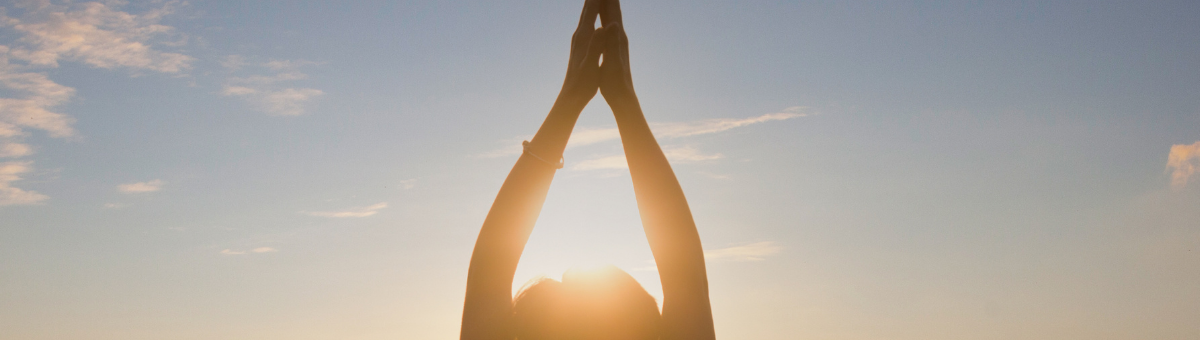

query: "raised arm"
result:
(598, 2), (716, 339)
(459, 1), (607, 339)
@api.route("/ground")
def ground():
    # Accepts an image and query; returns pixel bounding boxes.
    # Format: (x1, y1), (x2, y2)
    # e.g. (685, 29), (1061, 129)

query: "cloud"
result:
(222, 58), (324, 116)
(301, 202), (388, 218)
(0, 59), (74, 203)
(221, 86), (256, 96)
(474, 135), (532, 158)
(228, 71), (308, 84)
(481, 107), (807, 159)
(222, 86), (323, 116)
(662, 146), (723, 162)
(103, 202), (126, 209)
(0, 142), (33, 158)
(704, 241), (782, 262)
(570, 146), (722, 171)
(221, 247), (279, 255)
(0, 56), (78, 138)
(635, 241), (782, 271)
(697, 171), (731, 180)
(1167, 141), (1200, 190)
(257, 88), (323, 116)
(567, 127), (622, 148)
(0, 122), (23, 137)
(0, 1), (190, 204)
(0, 161), (48, 205)
(117, 179), (164, 193)
(2, 1), (193, 72)
(400, 178), (417, 189)
(220, 55), (247, 70)
(654, 107), (809, 138)
(264, 59), (322, 70)
(571, 154), (628, 171)
(573, 107), (809, 148)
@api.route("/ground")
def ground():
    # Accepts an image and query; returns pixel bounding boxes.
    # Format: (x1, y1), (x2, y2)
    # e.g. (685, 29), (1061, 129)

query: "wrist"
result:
(552, 92), (591, 111)
(520, 140), (564, 169)
(603, 91), (642, 117)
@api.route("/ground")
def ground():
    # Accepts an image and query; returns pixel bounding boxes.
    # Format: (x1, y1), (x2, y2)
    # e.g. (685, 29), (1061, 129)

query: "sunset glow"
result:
(2, 1), (1198, 339)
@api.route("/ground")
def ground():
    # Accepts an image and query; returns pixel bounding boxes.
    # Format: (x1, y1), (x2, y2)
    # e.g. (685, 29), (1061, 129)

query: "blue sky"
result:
(2, 1), (1199, 339)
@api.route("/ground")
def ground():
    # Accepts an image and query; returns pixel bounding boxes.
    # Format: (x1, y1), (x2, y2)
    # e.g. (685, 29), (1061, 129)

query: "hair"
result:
(512, 265), (662, 340)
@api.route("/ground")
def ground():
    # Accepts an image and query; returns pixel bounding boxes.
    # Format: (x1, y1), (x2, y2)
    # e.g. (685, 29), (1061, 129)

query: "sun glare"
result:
(513, 252), (665, 310)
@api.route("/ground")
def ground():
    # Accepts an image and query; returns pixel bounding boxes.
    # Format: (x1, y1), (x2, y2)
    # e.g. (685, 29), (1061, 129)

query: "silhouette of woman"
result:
(460, 1), (715, 339)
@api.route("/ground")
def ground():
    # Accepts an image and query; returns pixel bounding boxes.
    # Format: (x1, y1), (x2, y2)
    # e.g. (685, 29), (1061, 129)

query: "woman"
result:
(460, 1), (715, 339)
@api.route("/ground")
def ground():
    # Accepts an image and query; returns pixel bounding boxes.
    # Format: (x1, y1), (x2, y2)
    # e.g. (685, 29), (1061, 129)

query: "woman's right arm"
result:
(598, 3), (717, 338)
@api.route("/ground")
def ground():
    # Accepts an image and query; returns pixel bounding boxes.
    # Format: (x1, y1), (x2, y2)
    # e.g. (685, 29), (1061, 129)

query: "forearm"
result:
(609, 96), (715, 339)
(528, 95), (588, 160)
(461, 97), (587, 340)
(466, 97), (586, 280)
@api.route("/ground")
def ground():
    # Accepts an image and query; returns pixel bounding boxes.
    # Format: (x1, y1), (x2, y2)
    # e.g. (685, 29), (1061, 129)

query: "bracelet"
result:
(522, 140), (564, 169)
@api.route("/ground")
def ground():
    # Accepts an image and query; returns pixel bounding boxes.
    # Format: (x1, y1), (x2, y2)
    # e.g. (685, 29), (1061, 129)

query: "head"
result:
(512, 265), (661, 340)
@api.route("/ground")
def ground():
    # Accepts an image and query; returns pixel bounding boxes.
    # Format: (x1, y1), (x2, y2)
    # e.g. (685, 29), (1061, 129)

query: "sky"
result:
(1, 0), (1198, 339)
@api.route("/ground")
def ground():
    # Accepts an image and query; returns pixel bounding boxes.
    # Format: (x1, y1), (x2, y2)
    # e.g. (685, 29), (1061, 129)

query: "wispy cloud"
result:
(635, 241), (782, 271)
(577, 106), (809, 148)
(654, 107), (809, 138)
(0, 1), (190, 204)
(0, 122), (23, 137)
(221, 247), (279, 255)
(566, 127), (622, 148)
(571, 154), (629, 171)
(1167, 141), (1200, 190)
(399, 178), (417, 190)
(2, 1), (193, 72)
(697, 172), (731, 180)
(481, 107), (808, 165)
(301, 202), (388, 218)
(264, 59), (322, 70)
(704, 241), (783, 262)
(228, 72), (308, 85)
(577, 107), (810, 147)
(0, 161), (48, 205)
(117, 179), (164, 193)
(475, 135), (532, 158)
(220, 55), (247, 70)
(253, 88), (323, 116)
(569, 146), (723, 171)
(0, 141), (33, 158)
(663, 146), (723, 162)
(222, 57), (324, 116)
(0, 56), (78, 138)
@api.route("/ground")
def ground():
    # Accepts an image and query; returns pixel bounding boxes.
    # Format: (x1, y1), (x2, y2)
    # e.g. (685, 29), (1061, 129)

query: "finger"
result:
(570, 0), (601, 63)
(617, 22), (630, 61)
(569, 27), (591, 64)
(602, 23), (627, 69)
(599, 0), (622, 27)
(577, 0), (602, 32)
(581, 27), (607, 69)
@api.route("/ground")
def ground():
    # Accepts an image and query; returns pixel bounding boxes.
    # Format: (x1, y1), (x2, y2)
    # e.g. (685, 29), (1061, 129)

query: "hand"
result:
(558, 0), (608, 105)
(598, 0), (636, 105)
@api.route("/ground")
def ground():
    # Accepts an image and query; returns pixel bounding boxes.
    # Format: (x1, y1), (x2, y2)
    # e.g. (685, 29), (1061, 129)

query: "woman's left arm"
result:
(459, 1), (607, 339)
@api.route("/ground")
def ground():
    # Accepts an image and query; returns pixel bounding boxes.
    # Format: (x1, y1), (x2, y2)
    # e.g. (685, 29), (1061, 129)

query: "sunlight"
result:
(8, 0), (1197, 339)
(513, 255), (665, 311)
